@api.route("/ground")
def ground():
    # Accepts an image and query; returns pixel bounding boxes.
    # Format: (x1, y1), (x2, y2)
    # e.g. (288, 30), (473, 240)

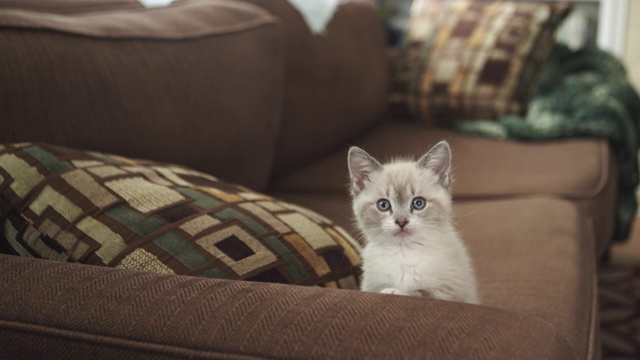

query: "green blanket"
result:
(455, 44), (640, 241)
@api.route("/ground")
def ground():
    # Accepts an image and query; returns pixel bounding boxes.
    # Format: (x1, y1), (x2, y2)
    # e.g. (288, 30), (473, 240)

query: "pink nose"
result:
(395, 219), (409, 229)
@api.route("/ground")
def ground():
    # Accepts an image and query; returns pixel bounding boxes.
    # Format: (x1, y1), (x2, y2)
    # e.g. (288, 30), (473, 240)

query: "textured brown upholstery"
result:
(271, 123), (618, 255)
(0, 0), (284, 191)
(271, 195), (599, 360)
(237, 0), (388, 174)
(0, 254), (575, 360)
(0, 0), (617, 358)
(0, 0), (144, 13)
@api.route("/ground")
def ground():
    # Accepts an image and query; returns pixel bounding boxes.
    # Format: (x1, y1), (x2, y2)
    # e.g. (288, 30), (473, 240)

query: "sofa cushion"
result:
(272, 193), (598, 360)
(389, 0), (571, 125)
(0, 143), (361, 289)
(270, 123), (617, 253)
(272, 124), (610, 198)
(239, 0), (388, 173)
(0, 0), (284, 191)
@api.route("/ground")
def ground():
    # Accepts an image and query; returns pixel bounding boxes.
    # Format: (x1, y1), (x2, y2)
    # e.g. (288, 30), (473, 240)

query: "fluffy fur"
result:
(348, 141), (479, 304)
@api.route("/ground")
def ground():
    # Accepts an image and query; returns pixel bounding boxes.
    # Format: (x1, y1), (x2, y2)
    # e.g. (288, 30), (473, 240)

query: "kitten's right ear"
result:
(348, 146), (382, 195)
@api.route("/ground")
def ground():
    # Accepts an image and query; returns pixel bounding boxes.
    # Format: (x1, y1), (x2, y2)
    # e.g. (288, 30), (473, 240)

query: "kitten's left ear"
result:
(418, 141), (452, 188)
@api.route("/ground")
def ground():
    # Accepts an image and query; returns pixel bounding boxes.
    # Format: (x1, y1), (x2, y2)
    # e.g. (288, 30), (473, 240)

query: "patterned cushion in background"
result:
(0, 143), (362, 289)
(389, 0), (571, 126)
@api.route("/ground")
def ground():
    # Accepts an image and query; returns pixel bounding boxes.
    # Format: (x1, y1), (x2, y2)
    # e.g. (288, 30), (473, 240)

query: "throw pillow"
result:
(389, 0), (571, 125)
(0, 143), (361, 289)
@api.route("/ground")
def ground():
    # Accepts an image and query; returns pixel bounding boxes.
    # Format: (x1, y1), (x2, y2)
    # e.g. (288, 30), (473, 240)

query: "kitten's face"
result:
(348, 142), (452, 244)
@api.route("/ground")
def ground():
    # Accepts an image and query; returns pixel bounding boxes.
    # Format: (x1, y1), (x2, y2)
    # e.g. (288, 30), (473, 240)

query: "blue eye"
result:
(411, 197), (427, 210)
(376, 199), (391, 212)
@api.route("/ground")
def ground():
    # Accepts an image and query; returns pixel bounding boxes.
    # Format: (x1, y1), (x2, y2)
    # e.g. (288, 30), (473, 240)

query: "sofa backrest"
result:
(0, 0), (144, 13)
(0, 0), (388, 189)
(0, 0), (285, 191)
(238, 0), (388, 175)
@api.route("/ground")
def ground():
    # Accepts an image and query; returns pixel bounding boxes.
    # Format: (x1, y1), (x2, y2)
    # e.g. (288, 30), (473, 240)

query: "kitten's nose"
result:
(395, 219), (409, 229)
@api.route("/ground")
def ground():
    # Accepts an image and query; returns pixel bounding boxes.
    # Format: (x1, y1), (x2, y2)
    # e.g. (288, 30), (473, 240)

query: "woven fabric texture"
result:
(0, 143), (361, 288)
(0, 254), (575, 359)
(389, 0), (570, 125)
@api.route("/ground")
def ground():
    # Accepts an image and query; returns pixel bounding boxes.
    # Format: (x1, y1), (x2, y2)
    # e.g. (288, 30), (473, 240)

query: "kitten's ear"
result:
(418, 141), (452, 188)
(348, 146), (382, 195)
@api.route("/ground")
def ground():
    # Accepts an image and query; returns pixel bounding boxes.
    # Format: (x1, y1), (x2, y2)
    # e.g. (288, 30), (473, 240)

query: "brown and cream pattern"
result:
(389, 0), (571, 125)
(0, 143), (362, 288)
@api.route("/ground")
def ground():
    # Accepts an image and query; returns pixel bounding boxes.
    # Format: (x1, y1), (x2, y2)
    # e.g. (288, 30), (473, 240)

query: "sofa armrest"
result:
(0, 255), (573, 359)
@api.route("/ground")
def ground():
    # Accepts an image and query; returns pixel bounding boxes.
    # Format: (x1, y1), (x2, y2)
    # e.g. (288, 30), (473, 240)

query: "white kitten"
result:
(348, 141), (479, 304)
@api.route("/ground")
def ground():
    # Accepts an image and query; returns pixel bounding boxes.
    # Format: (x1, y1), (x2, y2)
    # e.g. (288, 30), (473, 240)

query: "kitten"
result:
(348, 141), (479, 304)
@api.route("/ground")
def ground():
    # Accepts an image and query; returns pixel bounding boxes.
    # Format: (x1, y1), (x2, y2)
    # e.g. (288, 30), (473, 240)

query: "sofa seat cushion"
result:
(270, 123), (617, 254)
(272, 192), (598, 360)
(0, 0), (284, 191)
(0, 143), (362, 289)
(272, 123), (610, 198)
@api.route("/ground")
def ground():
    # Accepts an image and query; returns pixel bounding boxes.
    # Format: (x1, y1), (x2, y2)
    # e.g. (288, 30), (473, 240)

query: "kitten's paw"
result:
(413, 289), (436, 298)
(380, 288), (405, 295)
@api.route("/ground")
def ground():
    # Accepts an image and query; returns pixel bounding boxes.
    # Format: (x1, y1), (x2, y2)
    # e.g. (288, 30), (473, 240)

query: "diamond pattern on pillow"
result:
(0, 143), (361, 288)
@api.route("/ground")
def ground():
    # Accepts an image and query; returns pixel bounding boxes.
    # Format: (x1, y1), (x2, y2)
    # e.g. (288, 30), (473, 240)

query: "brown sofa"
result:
(0, 1), (618, 358)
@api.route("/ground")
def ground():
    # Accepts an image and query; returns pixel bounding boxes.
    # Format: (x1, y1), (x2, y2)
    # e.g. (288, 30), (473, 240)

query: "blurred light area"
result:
(137, 0), (175, 8)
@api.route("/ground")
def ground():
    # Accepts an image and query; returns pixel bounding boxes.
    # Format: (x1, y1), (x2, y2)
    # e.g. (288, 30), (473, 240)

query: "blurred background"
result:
(378, 0), (640, 92)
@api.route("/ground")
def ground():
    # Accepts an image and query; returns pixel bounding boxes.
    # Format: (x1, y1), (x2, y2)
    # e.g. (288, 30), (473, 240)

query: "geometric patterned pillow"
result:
(388, 0), (571, 126)
(0, 143), (361, 289)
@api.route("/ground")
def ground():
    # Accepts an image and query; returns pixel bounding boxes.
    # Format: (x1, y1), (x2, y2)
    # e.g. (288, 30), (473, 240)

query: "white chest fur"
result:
(361, 242), (443, 293)
(359, 237), (479, 304)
